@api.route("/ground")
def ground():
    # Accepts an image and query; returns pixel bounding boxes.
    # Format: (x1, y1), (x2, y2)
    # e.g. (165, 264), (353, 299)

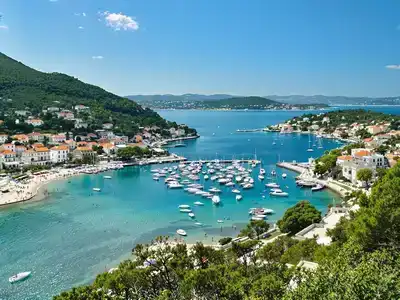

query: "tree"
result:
(277, 201), (322, 235)
(356, 168), (373, 187)
(375, 145), (388, 155)
(239, 220), (270, 239)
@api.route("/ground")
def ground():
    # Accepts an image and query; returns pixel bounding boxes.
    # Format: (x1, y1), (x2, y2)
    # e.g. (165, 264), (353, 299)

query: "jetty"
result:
(182, 159), (261, 165)
(152, 135), (200, 147)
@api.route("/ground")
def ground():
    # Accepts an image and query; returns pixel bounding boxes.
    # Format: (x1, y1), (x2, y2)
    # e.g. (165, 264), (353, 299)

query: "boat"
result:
(179, 204), (190, 209)
(209, 187), (221, 193)
(180, 209), (192, 213)
(265, 183), (280, 188)
(258, 175), (265, 180)
(236, 195), (243, 201)
(176, 229), (187, 236)
(251, 216), (264, 221)
(204, 175), (209, 180)
(188, 213), (195, 218)
(282, 173), (287, 179)
(153, 176), (160, 181)
(232, 189), (241, 194)
(168, 183), (184, 189)
(259, 168), (266, 175)
(296, 180), (316, 187)
(218, 178), (230, 184)
(225, 182), (235, 187)
(212, 195), (221, 205)
(217, 220), (224, 223)
(235, 176), (243, 182)
(92, 188), (101, 192)
(242, 183), (253, 189)
(271, 170), (277, 176)
(270, 191), (289, 197)
(103, 176), (112, 179)
(311, 184), (325, 192)
(194, 201), (204, 206)
(270, 188), (283, 193)
(9, 272), (31, 283)
(307, 134), (314, 152)
(195, 222), (203, 226)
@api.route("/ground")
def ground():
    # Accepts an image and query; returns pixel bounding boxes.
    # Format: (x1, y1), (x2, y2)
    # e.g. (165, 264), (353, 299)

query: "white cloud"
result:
(386, 65), (400, 70)
(100, 11), (139, 31)
(78, 26), (84, 30)
(92, 56), (104, 60)
(74, 12), (86, 17)
(0, 25), (8, 30)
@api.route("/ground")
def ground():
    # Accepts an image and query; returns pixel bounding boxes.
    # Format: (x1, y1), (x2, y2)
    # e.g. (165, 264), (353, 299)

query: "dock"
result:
(123, 155), (187, 167)
(182, 159), (261, 165)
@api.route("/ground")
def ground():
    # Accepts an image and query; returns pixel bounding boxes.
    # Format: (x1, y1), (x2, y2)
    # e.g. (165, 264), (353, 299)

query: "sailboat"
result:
(317, 138), (323, 149)
(307, 133), (314, 152)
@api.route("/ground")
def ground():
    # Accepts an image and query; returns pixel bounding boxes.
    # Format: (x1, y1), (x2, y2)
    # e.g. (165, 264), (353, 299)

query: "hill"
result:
(204, 96), (278, 108)
(0, 53), (186, 137)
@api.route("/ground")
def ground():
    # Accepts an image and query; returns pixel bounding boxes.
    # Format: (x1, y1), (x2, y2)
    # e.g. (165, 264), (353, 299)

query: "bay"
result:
(0, 108), (376, 299)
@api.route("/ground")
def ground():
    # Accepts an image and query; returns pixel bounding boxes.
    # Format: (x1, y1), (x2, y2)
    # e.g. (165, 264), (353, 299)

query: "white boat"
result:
(92, 188), (101, 192)
(210, 175), (218, 181)
(153, 176), (160, 181)
(195, 222), (203, 226)
(265, 183), (280, 188)
(212, 195), (221, 205)
(282, 173), (287, 178)
(311, 184), (325, 192)
(194, 201), (204, 206)
(103, 176), (112, 179)
(218, 178), (230, 184)
(258, 175), (265, 180)
(271, 170), (277, 176)
(9, 271), (31, 283)
(225, 182), (235, 187)
(176, 229), (187, 236)
(251, 216), (264, 221)
(188, 213), (195, 218)
(270, 191), (289, 197)
(180, 209), (192, 213)
(232, 189), (241, 194)
(236, 195), (243, 201)
(209, 187), (221, 193)
(242, 183), (253, 189)
(179, 204), (190, 209)
(259, 168), (266, 175)
(235, 176), (243, 182)
(270, 188), (282, 193)
(168, 183), (184, 189)
(204, 175), (209, 180)
(217, 219), (224, 223)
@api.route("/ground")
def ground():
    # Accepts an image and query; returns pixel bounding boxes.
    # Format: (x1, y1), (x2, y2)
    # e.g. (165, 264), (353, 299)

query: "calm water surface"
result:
(1, 108), (395, 299)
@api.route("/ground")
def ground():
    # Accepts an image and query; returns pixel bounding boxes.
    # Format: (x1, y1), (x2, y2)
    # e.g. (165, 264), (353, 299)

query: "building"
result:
(322, 117), (330, 123)
(15, 110), (30, 116)
(367, 125), (384, 135)
(336, 155), (352, 166)
(50, 145), (69, 163)
(0, 134), (8, 144)
(100, 143), (116, 155)
(34, 147), (51, 165)
(26, 119), (44, 127)
(74, 104), (90, 112)
(0, 150), (19, 169)
(51, 134), (66, 144)
(363, 137), (377, 149)
(342, 160), (375, 185)
(73, 147), (97, 162)
(12, 134), (29, 143)
(2, 143), (15, 152)
(28, 132), (45, 142)
(47, 106), (60, 112)
(102, 123), (113, 130)
(57, 110), (75, 120)
(15, 145), (26, 157)
(74, 118), (88, 129)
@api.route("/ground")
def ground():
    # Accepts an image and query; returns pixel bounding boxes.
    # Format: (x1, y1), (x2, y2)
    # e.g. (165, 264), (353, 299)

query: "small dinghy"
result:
(176, 229), (187, 236)
(9, 272), (31, 284)
(92, 188), (101, 192)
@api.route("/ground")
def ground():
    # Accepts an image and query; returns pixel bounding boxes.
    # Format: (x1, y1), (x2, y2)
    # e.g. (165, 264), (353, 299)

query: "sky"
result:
(1, 0), (400, 97)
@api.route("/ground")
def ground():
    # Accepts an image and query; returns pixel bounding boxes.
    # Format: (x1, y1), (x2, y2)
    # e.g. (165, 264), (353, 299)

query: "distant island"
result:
(126, 95), (328, 110)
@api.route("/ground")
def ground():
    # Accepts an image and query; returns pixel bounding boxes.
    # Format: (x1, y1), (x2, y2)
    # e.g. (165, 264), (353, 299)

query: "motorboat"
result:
(212, 195), (221, 205)
(103, 176), (112, 179)
(242, 183), (253, 189)
(168, 183), (184, 189)
(311, 184), (325, 192)
(270, 188), (283, 193)
(282, 173), (287, 179)
(9, 272), (31, 283)
(270, 191), (289, 197)
(265, 183), (280, 188)
(236, 195), (243, 201)
(195, 222), (203, 226)
(194, 201), (204, 206)
(209, 187), (221, 193)
(176, 229), (187, 236)
(235, 176), (243, 182)
(179, 204), (190, 209)
(204, 175), (209, 180)
(259, 168), (266, 175)
(217, 220), (224, 223)
(218, 178), (230, 184)
(225, 182), (235, 187)
(258, 175), (265, 180)
(271, 170), (277, 176)
(180, 209), (192, 213)
(296, 180), (316, 187)
(92, 188), (101, 192)
(188, 213), (195, 218)
(251, 216), (264, 221)
(232, 189), (241, 194)
(153, 176), (160, 181)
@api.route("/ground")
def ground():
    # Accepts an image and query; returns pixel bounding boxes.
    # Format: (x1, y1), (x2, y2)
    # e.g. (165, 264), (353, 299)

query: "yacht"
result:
(307, 134), (314, 152)
(176, 229), (187, 236)
(265, 183), (280, 188)
(204, 175), (209, 180)
(153, 176), (160, 181)
(212, 195), (221, 205)
(9, 272), (31, 283)
(236, 195), (243, 201)
(271, 170), (277, 176)
(217, 219), (224, 223)
(92, 188), (101, 192)
(188, 213), (195, 218)
(311, 184), (325, 192)
(194, 201), (204, 206)
(270, 188), (283, 193)
(179, 204), (190, 209)
(232, 189), (241, 194)
(168, 183), (184, 189)
(209, 187), (222, 193)
(180, 208), (192, 213)
(242, 183), (254, 189)
(282, 173), (287, 179)
(225, 182), (235, 187)
(218, 178), (230, 184)
(270, 191), (289, 197)
(103, 175), (112, 179)
(258, 175), (265, 180)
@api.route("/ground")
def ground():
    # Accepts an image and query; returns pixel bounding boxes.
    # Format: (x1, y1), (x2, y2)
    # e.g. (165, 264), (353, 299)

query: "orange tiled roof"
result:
(364, 138), (373, 142)
(51, 145), (69, 151)
(354, 150), (371, 157)
(337, 155), (352, 161)
(35, 147), (49, 152)
(76, 147), (92, 151)
(1, 150), (16, 155)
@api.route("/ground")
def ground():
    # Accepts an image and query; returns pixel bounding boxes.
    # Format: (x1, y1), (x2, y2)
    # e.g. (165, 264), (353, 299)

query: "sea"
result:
(1, 106), (399, 299)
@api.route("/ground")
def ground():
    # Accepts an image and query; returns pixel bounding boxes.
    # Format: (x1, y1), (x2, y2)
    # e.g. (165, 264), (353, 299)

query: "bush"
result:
(218, 237), (232, 245)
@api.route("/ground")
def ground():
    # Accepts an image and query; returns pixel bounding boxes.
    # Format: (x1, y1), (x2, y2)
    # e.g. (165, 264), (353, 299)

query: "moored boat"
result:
(176, 229), (187, 236)
(270, 191), (289, 197)
(9, 272), (31, 283)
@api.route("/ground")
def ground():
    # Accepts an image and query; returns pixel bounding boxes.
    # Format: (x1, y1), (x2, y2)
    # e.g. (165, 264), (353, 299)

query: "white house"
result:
(102, 123), (113, 130)
(26, 119), (44, 127)
(0, 134), (8, 144)
(50, 145), (69, 163)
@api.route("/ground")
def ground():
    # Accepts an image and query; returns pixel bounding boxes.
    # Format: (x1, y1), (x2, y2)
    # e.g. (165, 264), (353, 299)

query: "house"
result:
(280, 124), (293, 133)
(134, 135), (143, 143)
(15, 145), (26, 157)
(102, 123), (113, 130)
(26, 119), (44, 127)
(73, 147), (97, 162)
(28, 132), (45, 142)
(12, 134), (29, 143)
(0, 150), (19, 169)
(100, 143), (116, 155)
(351, 149), (371, 157)
(96, 130), (114, 139)
(74, 119), (88, 129)
(2, 143), (15, 152)
(302, 117), (310, 122)
(47, 106), (60, 112)
(34, 147), (51, 165)
(51, 134), (66, 144)
(310, 124), (320, 131)
(21, 149), (37, 165)
(64, 139), (76, 150)
(50, 145), (69, 163)
(87, 133), (97, 140)
(86, 141), (98, 149)
(15, 110), (30, 116)
(361, 153), (385, 168)
(373, 134), (391, 145)
(0, 134), (8, 144)
(342, 160), (375, 185)
(57, 110), (75, 120)
(367, 125), (384, 135)
(31, 143), (44, 149)
(74, 104), (90, 112)
(322, 117), (330, 123)
(363, 138), (377, 149)
(336, 155), (352, 166)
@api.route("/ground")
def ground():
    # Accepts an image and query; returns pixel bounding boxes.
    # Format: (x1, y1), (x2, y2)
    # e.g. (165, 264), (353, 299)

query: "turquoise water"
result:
(0, 110), (357, 299)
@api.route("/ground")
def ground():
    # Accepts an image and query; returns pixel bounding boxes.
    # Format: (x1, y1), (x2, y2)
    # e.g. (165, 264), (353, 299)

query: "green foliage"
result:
(0, 52), (194, 137)
(117, 146), (150, 161)
(355, 128), (372, 139)
(277, 201), (322, 235)
(375, 144), (388, 155)
(356, 168), (373, 184)
(239, 219), (270, 239)
(218, 237), (232, 245)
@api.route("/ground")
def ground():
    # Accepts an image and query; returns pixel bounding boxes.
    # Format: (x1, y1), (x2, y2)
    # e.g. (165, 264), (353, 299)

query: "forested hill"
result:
(204, 96), (279, 108)
(0, 53), (178, 137)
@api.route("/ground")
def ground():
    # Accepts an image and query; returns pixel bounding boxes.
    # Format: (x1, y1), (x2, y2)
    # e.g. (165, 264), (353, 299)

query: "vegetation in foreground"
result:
(54, 163), (400, 299)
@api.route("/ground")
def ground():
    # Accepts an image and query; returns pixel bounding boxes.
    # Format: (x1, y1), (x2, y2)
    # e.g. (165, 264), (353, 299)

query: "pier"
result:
(182, 159), (261, 165)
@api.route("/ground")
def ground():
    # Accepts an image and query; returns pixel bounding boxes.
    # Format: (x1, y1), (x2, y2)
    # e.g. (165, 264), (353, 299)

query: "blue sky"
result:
(1, 0), (400, 97)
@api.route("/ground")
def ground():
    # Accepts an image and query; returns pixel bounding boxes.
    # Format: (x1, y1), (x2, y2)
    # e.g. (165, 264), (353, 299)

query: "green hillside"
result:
(204, 96), (278, 108)
(0, 53), (183, 137)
